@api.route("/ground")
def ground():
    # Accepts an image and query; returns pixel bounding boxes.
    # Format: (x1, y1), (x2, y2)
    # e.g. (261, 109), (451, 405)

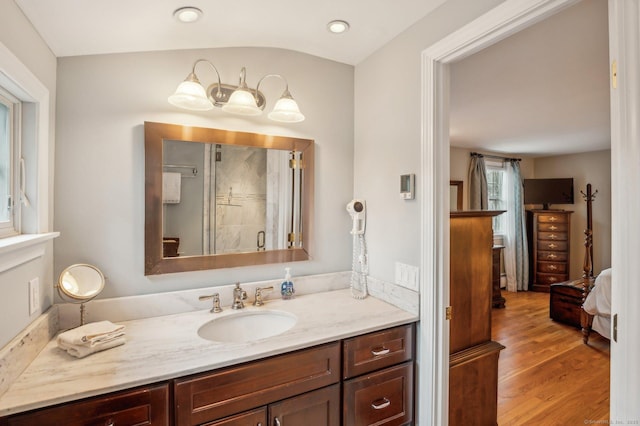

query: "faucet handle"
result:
(253, 286), (274, 306)
(199, 293), (223, 313)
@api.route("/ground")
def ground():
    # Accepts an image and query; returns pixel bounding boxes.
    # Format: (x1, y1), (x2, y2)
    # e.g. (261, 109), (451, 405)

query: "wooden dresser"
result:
(526, 210), (573, 292)
(450, 211), (505, 425)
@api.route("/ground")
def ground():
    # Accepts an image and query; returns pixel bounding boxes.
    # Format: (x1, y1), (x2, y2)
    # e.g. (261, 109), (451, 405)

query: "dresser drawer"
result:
(537, 250), (568, 262)
(537, 240), (568, 252)
(537, 213), (568, 224)
(537, 222), (568, 232)
(343, 362), (414, 426)
(174, 342), (341, 425)
(538, 231), (567, 241)
(536, 272), (568, 285)
(343, 324), (414, 379)
(537, 262), (567, 274)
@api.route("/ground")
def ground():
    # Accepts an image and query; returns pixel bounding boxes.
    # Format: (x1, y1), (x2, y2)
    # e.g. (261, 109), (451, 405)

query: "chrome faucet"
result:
(199, 293), (223, 313)
(253, 286), (274, 306)
(232, 282), (247, 310)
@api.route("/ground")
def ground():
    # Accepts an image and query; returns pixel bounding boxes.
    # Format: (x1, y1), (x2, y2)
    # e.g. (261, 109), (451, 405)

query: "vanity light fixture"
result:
(327, 20), (350, 34)
(173, 7), (202, 23)
(168, 59), (305, 123)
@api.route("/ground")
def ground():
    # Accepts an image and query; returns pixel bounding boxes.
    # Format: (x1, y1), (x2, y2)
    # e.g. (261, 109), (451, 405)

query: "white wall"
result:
(0, 2), (57, 347)
(354, 0), (505, 283)
(534, 150), (612, 278)
(55, 47), (354, 298)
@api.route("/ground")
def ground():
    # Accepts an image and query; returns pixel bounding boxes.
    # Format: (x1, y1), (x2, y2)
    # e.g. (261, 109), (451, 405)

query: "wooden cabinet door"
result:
(449, 213), (495, 353)
(269, 384), (340, 426)
(2, 383), (169, 426)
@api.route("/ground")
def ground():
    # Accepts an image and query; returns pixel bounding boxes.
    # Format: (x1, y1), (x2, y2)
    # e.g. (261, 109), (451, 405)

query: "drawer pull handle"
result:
(371, 347), (390, 356)
(549, 277), (557, 282)
(549, 265), (557, 271)
(371, 398), (391, 410)
(105, 421), (114, 426)
(549, 216), (558, 222)
(274, 418), (281, 426)
(550, 225), (558, 230)
(547, 254), (557, 259)
(549, 234), (557, 239)
(548, 243), (557, 249)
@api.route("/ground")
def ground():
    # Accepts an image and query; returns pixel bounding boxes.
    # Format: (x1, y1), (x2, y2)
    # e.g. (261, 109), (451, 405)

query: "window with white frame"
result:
(486, 160), (506, 235)
(0, 87), (20, 238)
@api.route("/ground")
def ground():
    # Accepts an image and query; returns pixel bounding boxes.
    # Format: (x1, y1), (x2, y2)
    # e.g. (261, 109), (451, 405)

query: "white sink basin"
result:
(197, 310), (297, 343)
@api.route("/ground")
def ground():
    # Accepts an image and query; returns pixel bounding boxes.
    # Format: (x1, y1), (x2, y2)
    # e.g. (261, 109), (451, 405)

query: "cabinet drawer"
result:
(536, 272), (568, 285)
(343, 324), (414, 379)
(537, 250), (567, 262)
(537, 222), (568, 232)
(3, 383), (169, 426)
(343, 362), (414, 426)
(537, 214), (568, 224)
(174, 342), (340, 425)
(202, 407), (266, 426)
(537, 240), (567, 252)
(538, 231), (567, 241)
(537, 262), (567, 274)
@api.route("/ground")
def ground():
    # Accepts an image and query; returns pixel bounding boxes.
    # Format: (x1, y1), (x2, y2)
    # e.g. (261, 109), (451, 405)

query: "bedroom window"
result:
(486, 160), (506, 235)
(0, 87), (20, 238)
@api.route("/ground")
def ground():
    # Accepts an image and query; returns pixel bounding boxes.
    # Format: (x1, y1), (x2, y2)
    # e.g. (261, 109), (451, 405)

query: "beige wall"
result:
(0, 2), (57, 347)
(450, 148), (612, 284)
(534, 150), (611, 278)
(354, 0), (505, 283)
(55, 48), (354, 298)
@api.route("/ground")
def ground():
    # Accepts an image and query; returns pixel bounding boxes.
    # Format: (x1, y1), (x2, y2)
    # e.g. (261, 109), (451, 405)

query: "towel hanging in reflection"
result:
(163, 172), (181, 204)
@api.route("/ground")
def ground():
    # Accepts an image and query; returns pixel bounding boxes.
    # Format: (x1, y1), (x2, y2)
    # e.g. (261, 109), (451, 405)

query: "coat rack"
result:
(579, 183), (598, 278)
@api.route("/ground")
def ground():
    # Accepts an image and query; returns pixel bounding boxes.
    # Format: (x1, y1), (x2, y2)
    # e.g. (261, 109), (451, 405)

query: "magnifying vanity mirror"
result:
(144, 122), (314, 275)
(57, 264), (106, 325)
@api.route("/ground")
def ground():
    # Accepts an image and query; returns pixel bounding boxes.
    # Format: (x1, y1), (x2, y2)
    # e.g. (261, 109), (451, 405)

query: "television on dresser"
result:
(523, 178), (574, 210)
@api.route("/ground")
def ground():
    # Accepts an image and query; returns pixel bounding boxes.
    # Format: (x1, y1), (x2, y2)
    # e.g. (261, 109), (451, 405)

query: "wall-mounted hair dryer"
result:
(346, 199), (366, 235)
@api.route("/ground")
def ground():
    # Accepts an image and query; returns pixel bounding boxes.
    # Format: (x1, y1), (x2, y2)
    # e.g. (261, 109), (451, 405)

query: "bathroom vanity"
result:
(0, 290), (416, 425)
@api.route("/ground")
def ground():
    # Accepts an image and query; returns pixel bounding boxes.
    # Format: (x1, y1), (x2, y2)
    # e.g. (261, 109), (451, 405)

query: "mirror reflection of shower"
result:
(162, 140), (293, 256)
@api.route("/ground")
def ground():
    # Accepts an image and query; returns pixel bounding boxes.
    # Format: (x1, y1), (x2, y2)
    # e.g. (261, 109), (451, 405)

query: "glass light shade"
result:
(268, 96), (305, 123)
(168, 80), (213, 111)
(222, 88), (262, 116)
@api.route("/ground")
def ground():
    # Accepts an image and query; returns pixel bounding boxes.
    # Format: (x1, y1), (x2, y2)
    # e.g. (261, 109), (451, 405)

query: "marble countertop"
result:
(0, 289), (417, 417)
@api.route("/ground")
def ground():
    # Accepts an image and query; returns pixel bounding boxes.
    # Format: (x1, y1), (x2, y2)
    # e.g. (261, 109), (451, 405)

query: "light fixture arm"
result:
(191, 59), (224, 99)
(256, 74), (291, 99)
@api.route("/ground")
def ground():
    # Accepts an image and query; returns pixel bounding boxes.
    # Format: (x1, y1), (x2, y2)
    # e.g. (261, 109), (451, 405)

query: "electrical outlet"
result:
(29, 277), (40, 315)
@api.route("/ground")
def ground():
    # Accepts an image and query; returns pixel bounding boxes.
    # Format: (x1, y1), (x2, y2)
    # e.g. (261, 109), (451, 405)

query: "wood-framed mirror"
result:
(144, 121), (314, 275)
(450, 180), (463, 211)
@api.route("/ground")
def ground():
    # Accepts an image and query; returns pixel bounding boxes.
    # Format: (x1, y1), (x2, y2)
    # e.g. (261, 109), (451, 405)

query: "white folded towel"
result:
(163, 172), (181, 204)
(58, 336), (126, 359)
(57, 321), (126, 358)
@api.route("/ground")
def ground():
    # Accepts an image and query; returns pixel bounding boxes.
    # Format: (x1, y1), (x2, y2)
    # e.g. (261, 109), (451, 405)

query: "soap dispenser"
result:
(280, 267), (295, 300)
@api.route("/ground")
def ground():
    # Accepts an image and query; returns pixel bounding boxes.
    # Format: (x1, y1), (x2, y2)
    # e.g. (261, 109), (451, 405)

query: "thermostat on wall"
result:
(400, 174), (415, 200)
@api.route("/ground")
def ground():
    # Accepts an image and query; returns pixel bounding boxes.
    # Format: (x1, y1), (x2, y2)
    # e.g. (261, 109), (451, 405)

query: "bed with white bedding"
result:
(582, 268), (612, 340)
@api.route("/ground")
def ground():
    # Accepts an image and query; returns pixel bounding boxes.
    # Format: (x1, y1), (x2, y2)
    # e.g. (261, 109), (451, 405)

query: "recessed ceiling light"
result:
(173, 7), (203, 23)
(327, 20), (350, 34)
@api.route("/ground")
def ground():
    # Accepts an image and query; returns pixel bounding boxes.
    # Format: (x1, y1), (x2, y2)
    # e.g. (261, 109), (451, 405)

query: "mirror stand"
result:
(57, 264), (106, 326)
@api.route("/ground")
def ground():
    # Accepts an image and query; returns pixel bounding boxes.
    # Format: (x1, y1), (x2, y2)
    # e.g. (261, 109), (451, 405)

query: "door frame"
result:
(417, 0), (640, 423)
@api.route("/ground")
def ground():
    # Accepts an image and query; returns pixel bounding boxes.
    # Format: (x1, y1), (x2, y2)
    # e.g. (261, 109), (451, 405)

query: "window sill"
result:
(0, 232), (59, 274)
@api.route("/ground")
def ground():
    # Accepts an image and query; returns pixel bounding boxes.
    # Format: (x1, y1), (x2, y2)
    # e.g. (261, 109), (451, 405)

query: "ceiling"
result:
(15, 0), (610, 157)
(449, 0), (611, 157)
(14, 0), (448, 65)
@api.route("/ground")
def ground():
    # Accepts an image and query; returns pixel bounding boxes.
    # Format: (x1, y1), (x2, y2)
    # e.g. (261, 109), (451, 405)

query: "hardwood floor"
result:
(492, 290), (610, 425)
